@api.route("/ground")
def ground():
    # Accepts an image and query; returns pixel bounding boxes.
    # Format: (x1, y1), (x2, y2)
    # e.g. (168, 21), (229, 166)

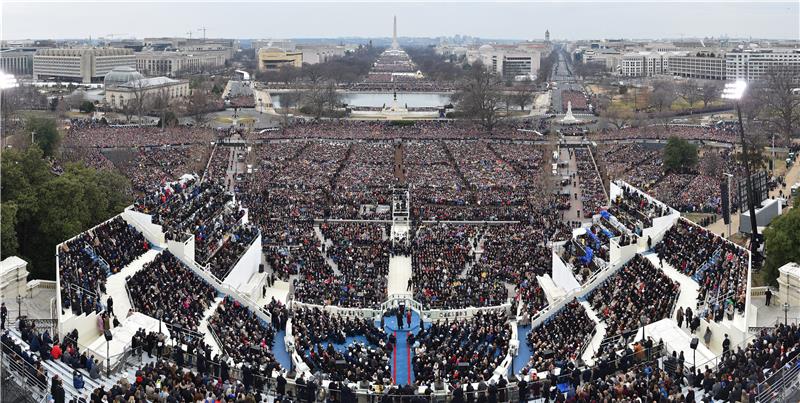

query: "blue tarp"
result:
(581, 248), (593, 264)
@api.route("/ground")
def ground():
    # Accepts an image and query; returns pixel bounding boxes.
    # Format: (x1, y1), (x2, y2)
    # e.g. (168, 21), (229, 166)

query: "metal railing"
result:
(1, 341), (49, 401)
(755, 353), (800, 402)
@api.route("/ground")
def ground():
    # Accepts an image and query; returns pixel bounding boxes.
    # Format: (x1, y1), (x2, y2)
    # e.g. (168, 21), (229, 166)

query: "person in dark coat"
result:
(517, 378), (528, 402)
(51, 376), (65, 403)
(276, 372), (287, 397)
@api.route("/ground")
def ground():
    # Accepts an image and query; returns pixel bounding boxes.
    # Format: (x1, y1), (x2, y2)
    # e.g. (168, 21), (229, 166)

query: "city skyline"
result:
(2, 1), (799, 41)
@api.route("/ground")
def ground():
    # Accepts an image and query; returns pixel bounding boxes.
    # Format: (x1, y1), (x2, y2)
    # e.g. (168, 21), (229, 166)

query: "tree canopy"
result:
(0, 146), (133, 279)
(26, 116), (61, 157)
(662, 136), (698, 173)
(452, 62), (504, 133)
(763, 206), (800, 285)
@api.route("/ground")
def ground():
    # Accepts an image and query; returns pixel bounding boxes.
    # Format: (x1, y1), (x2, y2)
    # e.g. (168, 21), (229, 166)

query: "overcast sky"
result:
(3, 1), (799, 41)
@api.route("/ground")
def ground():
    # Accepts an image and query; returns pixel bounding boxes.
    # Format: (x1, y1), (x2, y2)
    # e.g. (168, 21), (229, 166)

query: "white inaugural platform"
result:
(86, 313), (171, 366)
(632, 318), (715, 368)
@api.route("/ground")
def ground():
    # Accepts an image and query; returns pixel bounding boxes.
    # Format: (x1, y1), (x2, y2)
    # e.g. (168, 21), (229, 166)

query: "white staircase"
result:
(579, 300), (607, 366)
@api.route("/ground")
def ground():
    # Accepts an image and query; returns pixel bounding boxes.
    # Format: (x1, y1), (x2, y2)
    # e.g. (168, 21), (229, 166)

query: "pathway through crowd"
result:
(379, 310), (423, 385)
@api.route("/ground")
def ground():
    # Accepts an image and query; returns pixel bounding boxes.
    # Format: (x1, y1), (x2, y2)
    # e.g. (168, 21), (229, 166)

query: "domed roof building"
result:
(103, 66), (144, 88)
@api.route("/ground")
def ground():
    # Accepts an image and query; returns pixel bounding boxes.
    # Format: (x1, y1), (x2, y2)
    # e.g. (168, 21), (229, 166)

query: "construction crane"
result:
(197, 26), (207, 41)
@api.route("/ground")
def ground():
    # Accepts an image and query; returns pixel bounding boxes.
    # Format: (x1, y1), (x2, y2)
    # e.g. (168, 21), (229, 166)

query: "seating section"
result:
(59, 216), (148, 316)
(126, 251), (217, 331)
(524, 300), (595, 375)
(291, 307), (390, 382)
(655, 218), (749, 321)
(589, 254), (680, 336)
(413, 311), (511, 384)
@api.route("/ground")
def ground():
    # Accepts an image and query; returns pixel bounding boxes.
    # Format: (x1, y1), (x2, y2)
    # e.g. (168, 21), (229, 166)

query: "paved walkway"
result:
(387, 254), (412, 297)
(559, 146), (590, 226)
(380, 311), (423, 385)
(642, 251), (701, 318)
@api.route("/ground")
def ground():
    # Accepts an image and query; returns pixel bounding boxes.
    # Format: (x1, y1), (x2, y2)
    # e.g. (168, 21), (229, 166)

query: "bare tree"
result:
(301, 81), (340, 119)
(678, 80), (701, 110)
(120, 100), (136, 123)
(601, 106), (634, 130)
(149, 91), (170, 129)
(701, 82), (721, 108)
(130, 80), (150, 123)
(650, 81), (677, 113)
(511, 80), (536, 111)
(185, 89), (214, 126)
(279, 91), (301, 126)
(701, 149), (724, 177)
(452, 61), (504, 133)
(755, 66), (800, 141)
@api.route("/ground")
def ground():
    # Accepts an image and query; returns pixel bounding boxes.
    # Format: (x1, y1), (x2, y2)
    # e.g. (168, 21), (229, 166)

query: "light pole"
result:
(15, 295), (23, 323)
(722, 80), (759, 256)
(784, 302), (789, 326)
(723, 172), (734, 238)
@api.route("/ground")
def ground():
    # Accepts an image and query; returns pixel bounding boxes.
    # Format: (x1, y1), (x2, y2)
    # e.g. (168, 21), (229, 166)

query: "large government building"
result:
(32, 47), (135, 83)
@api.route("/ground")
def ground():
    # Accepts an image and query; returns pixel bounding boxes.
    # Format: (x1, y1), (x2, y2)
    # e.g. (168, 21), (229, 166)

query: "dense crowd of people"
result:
(410, 224), (507, 309)
(413, 311), (511, 384)
(127, 251), (217, 331)
(524, 300), (596, 375)
(574, 147), (607, 218)
(608, 183), (671, 235)
(64, 126), (219, 148)
(591, 125), (739, 143)
(207, 296), (282, 375)
(656, 218), (749, 321)
(59, 216), (149, 317)
(132, 178), (233, 241)
(589, 254), (680, 336)
(292, 307), (390, 382)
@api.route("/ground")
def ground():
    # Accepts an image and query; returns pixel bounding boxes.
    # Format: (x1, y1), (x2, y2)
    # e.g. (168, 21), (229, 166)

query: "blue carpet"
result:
(273, 330), (293, 370)
(376, 311), (423, 385)
(513, 325), (532, 375)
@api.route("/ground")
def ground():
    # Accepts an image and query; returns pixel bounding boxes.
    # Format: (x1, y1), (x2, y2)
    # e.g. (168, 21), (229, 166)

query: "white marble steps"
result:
(579, 300), (607, 366)
(196, 297), (224, 357)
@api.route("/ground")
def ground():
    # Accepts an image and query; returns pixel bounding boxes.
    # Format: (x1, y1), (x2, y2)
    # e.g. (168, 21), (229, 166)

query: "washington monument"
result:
(392, 15), (399, 49)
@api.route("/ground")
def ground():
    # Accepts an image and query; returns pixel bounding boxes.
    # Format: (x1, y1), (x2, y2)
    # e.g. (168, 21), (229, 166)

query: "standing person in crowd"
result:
(51, 375), (65, 403)
(685, 307), (693, 329)
(1, 302), (6, 330)
(765, 288), (772, 306)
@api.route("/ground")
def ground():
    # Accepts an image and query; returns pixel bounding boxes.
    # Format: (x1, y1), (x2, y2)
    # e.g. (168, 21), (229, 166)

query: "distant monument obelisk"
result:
(561, 101), (580, 124)
(392, 16), (399, 49)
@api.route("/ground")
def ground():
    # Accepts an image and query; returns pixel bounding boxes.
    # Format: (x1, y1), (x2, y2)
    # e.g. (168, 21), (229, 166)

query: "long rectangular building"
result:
(33, 48), (135, 83)
(135, 51), (227, 76)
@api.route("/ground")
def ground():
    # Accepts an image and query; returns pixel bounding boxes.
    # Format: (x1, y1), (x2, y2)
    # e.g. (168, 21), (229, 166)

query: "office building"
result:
(668, 52), (726, 80)
(0, 49), (36, 76)
(33, 47), (135, 83)
(135, 51), (226, 76)
(257, 47), (303, 71)
(725, 48), (800, 81)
